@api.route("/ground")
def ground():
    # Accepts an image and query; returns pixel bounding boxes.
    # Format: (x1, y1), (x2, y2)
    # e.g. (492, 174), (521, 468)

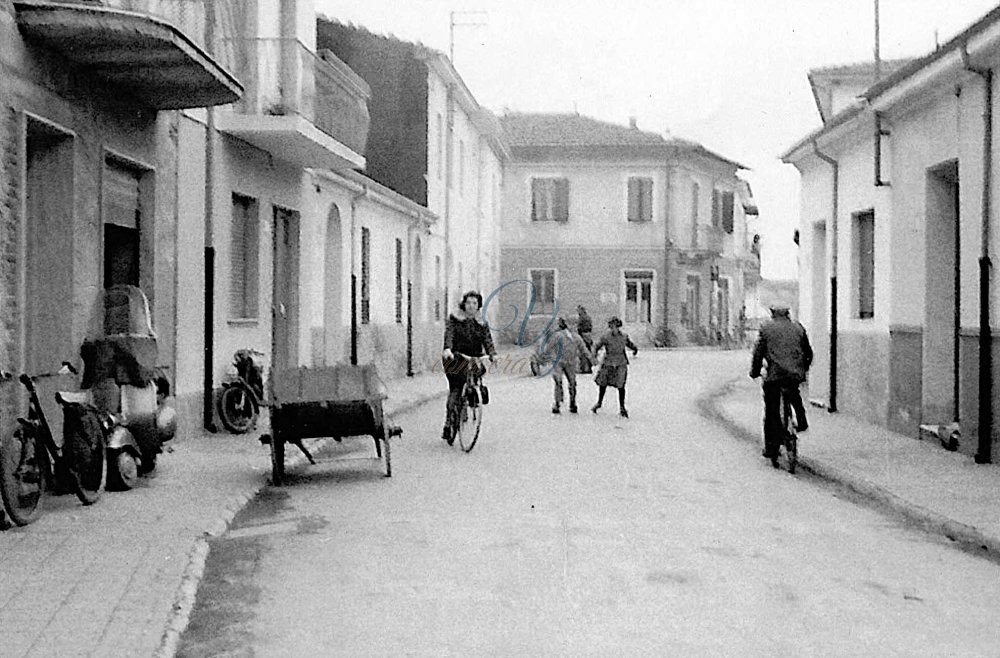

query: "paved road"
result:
(178, 351), (1000, 657)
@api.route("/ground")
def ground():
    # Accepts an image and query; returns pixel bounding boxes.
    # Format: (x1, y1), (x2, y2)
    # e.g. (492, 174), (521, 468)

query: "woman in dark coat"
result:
(441, 290), (496, 443)
(591, 316), (638, 418)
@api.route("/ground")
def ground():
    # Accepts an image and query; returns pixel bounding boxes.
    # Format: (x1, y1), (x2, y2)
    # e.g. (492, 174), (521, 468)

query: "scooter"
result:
(217, 349), (265, 433)
(79, 285), (176, 490)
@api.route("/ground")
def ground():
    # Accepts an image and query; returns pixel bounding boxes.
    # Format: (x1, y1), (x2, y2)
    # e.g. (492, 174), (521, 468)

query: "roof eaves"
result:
(864, 4), (1000, 103)
(780, 101), (866, 163)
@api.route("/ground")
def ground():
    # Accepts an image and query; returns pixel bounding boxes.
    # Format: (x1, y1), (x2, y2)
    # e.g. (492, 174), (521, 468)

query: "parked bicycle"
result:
(217, 348), (265, 434)
(0, 363), (106, 526)
(447, 352), (490, 453)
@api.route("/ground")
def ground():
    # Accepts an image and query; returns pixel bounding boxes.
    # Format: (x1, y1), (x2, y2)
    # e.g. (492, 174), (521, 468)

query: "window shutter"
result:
(711, 189), (720, 228)
(628, 178), (639, 221)
(555, 178), (569, 222)
(531, 179), (542, 221)
(641, 178), (653, 221)
(722, 191), (734, 234)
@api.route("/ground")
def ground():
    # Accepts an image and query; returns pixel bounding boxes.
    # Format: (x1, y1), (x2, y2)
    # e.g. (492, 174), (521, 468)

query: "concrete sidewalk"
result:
(0, 363), (458, 658)
(712, 376), (1000, 558)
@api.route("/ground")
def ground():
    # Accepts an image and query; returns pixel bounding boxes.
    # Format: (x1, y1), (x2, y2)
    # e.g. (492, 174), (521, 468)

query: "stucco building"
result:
(495, 113), (759, 347)
(782, 7), (1000, 462)
(315, 20), (506, 372)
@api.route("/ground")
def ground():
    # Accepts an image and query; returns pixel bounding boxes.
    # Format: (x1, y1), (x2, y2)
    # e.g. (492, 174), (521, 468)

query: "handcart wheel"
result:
(270, 433), (285, 486)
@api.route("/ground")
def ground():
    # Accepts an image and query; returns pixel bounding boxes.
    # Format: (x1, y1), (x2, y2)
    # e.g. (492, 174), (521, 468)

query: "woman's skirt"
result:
(595, 363), (627, 388)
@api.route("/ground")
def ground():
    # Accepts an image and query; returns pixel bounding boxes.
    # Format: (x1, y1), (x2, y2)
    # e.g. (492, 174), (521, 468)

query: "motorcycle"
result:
(217, 349), (265, 433)
(79, 285), (176, 490)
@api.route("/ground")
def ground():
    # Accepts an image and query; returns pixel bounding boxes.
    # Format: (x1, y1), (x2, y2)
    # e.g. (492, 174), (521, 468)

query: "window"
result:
(103, 159), (144, 288)
(712, 188), (735, 233)
(691, 182), (700, 247)
(437, 114), (443, 180)
(627, 177), (653, 222)
(395, 238), (403, 324)
(230, 194), (259, 318)
(624, 270), (653, 323)
(361, 227), (370, 324)
(531, 178), (569, 222)
(434, 255), (442, 321)
(684, 275), (701, 330)
(855, 210), (875, 318)
(529, 268), (556, 315)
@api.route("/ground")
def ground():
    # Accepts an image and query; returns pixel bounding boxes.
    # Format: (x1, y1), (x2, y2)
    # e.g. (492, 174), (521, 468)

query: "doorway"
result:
(272, 206), (300, 372)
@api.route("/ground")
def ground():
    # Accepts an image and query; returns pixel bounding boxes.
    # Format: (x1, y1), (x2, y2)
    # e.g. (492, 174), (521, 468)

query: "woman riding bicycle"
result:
(441, 290), (497, 443)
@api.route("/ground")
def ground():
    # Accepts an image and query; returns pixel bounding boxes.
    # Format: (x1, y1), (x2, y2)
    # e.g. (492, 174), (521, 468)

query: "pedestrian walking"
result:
(576, 305), (594, 374)
(547, 317), (592, 414)
(591, 316), (638, 418)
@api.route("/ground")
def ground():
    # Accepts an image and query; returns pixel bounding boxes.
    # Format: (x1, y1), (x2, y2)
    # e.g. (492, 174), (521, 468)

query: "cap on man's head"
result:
(769, 304), (790, 317)
(608, 316), (623, 328)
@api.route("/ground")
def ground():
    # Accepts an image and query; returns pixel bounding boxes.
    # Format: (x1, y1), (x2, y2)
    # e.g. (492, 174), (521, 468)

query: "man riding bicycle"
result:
(750, 305), (813, 467)
(441, 290), (497, 444)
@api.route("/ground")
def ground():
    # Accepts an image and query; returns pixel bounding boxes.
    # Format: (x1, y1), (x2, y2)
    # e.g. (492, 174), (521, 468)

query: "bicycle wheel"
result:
(457, 385), (484, 453)
(782, 398), (797, 474)
(63, 406), (106, 505)
(218, 384), (258, 434)
(0, 424), (46, 525)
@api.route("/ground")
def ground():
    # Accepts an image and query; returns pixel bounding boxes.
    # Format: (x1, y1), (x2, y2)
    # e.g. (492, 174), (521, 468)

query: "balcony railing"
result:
(102, 0), (206, 46)
(687, 224), (724, 254)
(220, 38), (370, 157)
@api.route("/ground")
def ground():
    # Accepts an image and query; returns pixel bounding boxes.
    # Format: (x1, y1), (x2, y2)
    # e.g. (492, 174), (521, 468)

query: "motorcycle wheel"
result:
(218, 384), (259, 434)
(107, 449), (139, 491)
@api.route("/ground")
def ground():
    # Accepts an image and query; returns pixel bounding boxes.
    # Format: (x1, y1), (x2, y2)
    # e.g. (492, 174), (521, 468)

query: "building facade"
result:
(495, 113), (758, 348)
(315, 21), (506, 371)
(783, 7), (1000, 461)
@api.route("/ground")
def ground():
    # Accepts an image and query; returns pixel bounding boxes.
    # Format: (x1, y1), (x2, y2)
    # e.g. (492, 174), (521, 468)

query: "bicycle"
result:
(0, 363), (106, 526)
(447, 353), (490, 453)
(773, 384), (798, 473)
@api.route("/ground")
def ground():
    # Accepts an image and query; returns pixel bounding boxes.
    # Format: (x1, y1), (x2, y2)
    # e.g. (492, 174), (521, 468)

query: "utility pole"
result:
(449, 10), (488, 64)
(873, 0), (881, 82)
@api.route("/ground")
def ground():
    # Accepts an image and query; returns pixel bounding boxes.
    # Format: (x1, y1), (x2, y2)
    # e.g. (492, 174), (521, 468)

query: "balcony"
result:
(676, 224), (724, 262)
(13, 0), (241, 109)
(215, 38), (370, 171)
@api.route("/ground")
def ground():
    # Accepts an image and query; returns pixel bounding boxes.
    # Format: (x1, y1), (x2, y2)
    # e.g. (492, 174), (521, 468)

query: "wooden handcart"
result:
(260, 363), (402, 485)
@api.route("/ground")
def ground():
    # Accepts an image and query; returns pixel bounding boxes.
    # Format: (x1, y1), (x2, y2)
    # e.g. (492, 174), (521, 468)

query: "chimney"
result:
(629, 115), (637, 129)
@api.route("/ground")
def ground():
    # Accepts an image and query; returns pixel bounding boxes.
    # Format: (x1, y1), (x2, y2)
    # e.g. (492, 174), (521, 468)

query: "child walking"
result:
(591, 316), (638, 418)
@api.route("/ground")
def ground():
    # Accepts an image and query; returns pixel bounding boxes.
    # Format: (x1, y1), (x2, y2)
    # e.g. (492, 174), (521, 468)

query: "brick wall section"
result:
(0, 104), (19, 371)
(497, 246), (665, 345)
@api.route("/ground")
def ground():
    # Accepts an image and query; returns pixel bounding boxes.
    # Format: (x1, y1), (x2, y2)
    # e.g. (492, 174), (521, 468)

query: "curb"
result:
(155, 388), (447, 657)
(701, 377), (1000, 562)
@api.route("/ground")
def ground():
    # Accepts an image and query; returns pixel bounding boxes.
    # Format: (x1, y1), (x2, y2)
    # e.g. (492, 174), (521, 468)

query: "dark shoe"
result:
(552, 405), (561, 414)
(771, 457), (780, 469)
(442, 426), (454, 445)
(796, 421), (808, 433)
(619, 408), (629, 418)
(569, 405), (578, 414)
(591, 404), (601, 414)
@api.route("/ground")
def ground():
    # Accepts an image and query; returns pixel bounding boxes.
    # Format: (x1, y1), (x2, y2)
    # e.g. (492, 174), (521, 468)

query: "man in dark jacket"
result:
(750, 305), (813, 466)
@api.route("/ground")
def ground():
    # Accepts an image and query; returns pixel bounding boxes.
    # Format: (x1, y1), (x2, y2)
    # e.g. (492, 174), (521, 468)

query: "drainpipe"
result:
(349, 185), (368, 366)
(812, 141), (839, 413)
(444, 83), (454, 322)
(662, 161), (673, 338)
(202, 3), (217, 432)
(963, 47), (994, 464)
